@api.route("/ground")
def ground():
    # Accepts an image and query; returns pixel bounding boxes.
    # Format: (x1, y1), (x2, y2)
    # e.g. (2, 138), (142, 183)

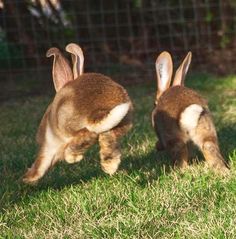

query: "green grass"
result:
(0, 73), (236, 238)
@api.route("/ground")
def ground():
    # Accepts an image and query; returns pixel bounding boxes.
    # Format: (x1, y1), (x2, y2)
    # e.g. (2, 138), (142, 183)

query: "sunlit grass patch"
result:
(0, 73), (236, 238)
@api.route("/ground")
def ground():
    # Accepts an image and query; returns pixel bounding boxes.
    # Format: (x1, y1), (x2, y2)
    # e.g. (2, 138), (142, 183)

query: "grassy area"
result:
(0, 73), (236, 238)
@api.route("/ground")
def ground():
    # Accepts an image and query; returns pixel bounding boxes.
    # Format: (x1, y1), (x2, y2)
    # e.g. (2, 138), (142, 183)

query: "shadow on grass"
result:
(1, 124), (235, 213)
(0, 160), (106, 212)
(120, 148), (174, 187)
(120, 124), (236, 188)
(218, 124), (236, 163)
(0, 147), (173, 213)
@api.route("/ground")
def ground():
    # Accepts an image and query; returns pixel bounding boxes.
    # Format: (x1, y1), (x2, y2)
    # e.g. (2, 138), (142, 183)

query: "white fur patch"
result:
(44, 126), (62, 156)
(180, 104), (203, 133)
(37, 125), (71, 176)
(86, 102), (130, 134)
(36, 126), (62, 175)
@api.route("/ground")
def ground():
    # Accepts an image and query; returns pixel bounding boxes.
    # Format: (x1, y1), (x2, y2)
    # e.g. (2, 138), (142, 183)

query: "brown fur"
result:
(53, 73), (130, 135)
(63, 128), (98, 164)
(155, 86), (207, 119)
(98, 111), (132, 175)
(152, 51), (229, 174)
(23, 44), (133, 184)
(152, 86), (208, 149)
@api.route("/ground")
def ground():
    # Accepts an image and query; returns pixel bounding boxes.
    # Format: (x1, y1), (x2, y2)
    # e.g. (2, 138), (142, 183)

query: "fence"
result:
(0, 0), (236, 87)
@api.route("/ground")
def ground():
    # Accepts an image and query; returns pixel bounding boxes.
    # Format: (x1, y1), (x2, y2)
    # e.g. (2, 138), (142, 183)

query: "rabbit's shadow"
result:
(218, 124), (236, 160)
(0, 145), (172, 213)
(120, 148), (173, 185)
(1, 122), (235, 213)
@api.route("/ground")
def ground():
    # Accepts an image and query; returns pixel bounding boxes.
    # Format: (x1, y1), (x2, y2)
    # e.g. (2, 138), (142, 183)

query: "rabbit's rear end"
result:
(52, 73), (130, 135)
(23, 44), (133, 184)
(152, 52), (229, 174)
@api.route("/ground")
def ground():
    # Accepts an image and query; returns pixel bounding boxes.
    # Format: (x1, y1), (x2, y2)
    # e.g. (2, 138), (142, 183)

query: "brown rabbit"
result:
(152, 51), (229, 174)
(23, 43), (133, 184)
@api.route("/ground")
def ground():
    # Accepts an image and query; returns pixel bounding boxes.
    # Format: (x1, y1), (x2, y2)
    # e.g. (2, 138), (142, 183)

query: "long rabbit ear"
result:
(46, 47), (73, 92)
(172, 52), (192, 86)
(155, 51), (173, 101)
(65, 43), (84, 79)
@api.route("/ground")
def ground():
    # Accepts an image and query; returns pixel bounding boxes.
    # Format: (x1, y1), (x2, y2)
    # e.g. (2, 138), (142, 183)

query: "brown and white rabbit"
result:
(23, 43), (133, 184)
(152, 51), (229, 174)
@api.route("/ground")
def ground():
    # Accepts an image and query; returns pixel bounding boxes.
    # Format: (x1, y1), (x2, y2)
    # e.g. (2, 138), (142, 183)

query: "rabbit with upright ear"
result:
(23, 43), (133, 184)
(152, 51), (229, 174)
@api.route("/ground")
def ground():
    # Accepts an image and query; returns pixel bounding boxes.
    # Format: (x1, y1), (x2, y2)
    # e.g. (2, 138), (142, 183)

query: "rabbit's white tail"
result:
(86, 102), (130, 134)
(180, 104), (203, 134)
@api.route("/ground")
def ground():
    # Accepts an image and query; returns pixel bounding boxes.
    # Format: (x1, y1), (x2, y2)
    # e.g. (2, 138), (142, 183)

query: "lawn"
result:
(0, 73), (236, 238)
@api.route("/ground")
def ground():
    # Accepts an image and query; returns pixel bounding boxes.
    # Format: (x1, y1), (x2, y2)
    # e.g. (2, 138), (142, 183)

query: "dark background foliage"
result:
(0, 0), (236, 88)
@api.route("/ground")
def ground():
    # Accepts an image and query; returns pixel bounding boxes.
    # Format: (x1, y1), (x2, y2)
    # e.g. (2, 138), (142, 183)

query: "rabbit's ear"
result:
(46, 47), (73, 92)
(65, 43), (84, 79)
(172, 52), (192, 86)
(155, 51), (173, 100)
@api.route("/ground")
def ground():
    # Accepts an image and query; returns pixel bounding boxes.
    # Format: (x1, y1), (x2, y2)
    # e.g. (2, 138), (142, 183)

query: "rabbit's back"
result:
(157, 86), (207, 118)
(71, 73), (129, 110)
(153, 86), (208, 146)
(51, 73), (131, 135)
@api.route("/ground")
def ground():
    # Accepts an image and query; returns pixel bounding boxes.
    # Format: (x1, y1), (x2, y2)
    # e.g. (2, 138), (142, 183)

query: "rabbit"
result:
(152, 51), (229, 174)
(23, 43), (133, 184)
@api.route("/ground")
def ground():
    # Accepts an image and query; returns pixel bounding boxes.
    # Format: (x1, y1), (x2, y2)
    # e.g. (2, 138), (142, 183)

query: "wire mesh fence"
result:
(0, 0), (236, 88)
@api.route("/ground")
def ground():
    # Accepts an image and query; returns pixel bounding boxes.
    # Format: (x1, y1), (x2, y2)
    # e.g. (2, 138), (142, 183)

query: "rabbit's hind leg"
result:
(99, 112), (132, 175)
(64, 128), (98, 164)
(167, 139), (189, 170)
(193, 113), (229, 175)
(23, 135), (63, 184)
(98, 131), (121, 175)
